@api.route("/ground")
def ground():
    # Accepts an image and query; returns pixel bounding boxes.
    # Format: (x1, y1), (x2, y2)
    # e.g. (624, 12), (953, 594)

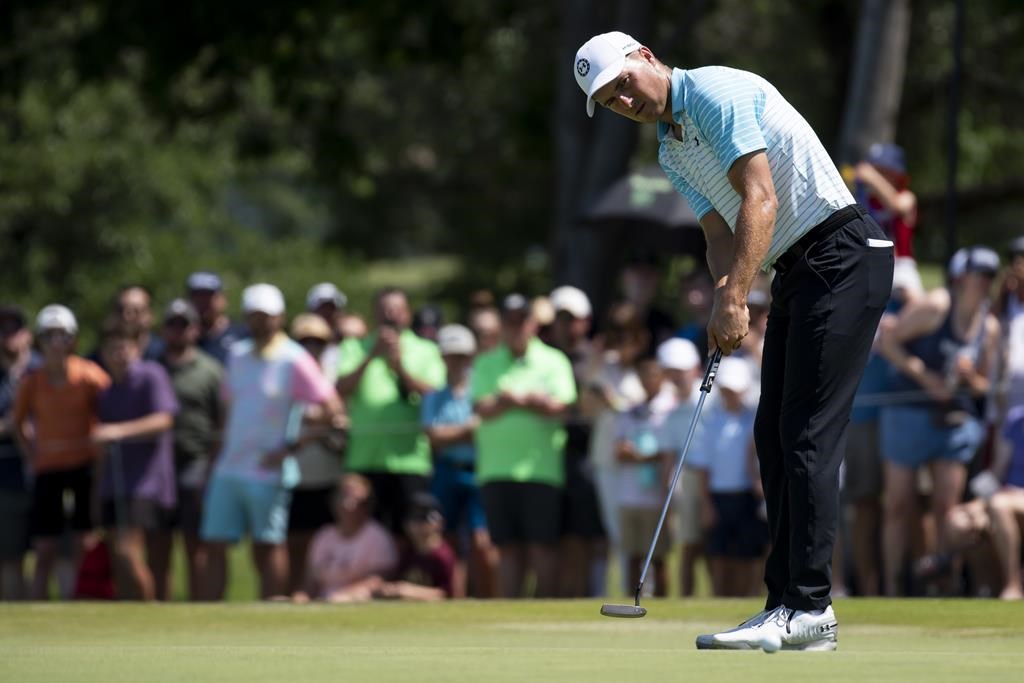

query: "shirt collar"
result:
(255, 331), (288, 359)
(656, 68), (688, 143)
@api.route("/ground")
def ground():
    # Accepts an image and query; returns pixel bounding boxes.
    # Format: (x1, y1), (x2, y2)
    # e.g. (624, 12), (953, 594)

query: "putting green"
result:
(2, 599), (1021, 683)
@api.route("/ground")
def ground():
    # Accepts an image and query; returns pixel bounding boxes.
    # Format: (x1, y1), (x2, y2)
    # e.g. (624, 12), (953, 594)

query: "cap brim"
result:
(585, 61), (624, 118)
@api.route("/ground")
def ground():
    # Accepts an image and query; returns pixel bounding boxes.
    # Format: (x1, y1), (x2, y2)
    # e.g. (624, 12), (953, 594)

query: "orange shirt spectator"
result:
(15, 354), (109, 473)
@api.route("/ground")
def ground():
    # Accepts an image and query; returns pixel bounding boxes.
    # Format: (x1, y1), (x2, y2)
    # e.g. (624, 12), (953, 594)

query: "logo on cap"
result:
(576, 58), (590, 77)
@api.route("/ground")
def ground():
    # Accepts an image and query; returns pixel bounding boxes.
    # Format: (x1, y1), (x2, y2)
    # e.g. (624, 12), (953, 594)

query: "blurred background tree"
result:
(1, 0), (1022, 329)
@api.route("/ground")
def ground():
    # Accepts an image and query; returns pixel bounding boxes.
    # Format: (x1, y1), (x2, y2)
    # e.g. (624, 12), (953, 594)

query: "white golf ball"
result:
(759, 632), (782, 653)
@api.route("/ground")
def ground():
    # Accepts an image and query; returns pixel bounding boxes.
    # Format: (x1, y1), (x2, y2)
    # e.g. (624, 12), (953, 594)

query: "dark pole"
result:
(944, 0), (965, 261)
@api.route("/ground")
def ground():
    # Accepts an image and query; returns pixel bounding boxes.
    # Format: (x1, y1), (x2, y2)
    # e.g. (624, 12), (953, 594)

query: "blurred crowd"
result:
(2, 144), (1024, 604)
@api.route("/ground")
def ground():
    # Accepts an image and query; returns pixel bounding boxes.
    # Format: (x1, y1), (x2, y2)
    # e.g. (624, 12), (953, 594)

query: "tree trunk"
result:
(836, 0), (912, 165)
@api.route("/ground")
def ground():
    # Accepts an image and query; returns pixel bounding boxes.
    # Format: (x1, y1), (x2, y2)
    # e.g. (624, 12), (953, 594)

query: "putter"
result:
(601, 348), (722, 619)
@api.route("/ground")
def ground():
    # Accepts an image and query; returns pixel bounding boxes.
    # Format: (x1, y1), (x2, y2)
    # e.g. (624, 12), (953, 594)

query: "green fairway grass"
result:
(2, 599), (1021, 683)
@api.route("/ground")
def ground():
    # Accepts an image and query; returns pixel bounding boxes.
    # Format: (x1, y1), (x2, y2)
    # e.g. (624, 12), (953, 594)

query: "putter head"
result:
(600, 603), (647, 618)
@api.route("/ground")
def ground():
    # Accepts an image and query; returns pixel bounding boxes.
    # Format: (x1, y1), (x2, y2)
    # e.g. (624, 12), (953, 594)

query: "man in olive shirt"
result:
(158, 299), (224, 600)
(472, 294), (577, 598)
(336, 287), (445, 534)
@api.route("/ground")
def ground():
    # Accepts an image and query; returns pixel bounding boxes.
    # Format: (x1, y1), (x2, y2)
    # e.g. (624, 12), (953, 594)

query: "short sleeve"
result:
(88, 363), (112, 394)
(688, 73), (767, 174)
(291, 352), (336, 404)
(661, 164), (714, 220)
(409, 338), (445, 391)
(336, 338), (367, 377)
(147, 365), (179, 415)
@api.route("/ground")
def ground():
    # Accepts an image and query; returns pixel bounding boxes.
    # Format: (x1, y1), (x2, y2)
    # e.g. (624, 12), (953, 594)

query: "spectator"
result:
(689, 358), (765, 597)
(297, 473), (398, 602)
(998, 237), (1024, 407)
(620, 250), (676, 352)
(655, 337), (702, 596)
(286, 313), (347, 596)
(336, 287), (445, 535)
(90, 286), (164, 366)
(412, 304), (444, 343)
(375, 492), (457, 601)
(614, 353), (676, 597)
(339, 313), (369, 341)
(421, 324), (498, 598)
(878, 247), (1001, 595)
(0, 306), (35, 600)
(306, 282), (348, 377)
(853, 143), (919, 268)
(532, 296), (556, 346)
(158, 298), (223, 601)
(674, 268), (714, 359)
(469, 307), (502, 354)
(200, 284), (342, 600)
(584, 302), (648, 575)
(472, 294), (576, 597)
(14, 305), (110, 599)
(988, 405), (1024, 600)
(186, 271), (248, 366)
(549, 286), (606, 598)
(94, 320), (178, 601)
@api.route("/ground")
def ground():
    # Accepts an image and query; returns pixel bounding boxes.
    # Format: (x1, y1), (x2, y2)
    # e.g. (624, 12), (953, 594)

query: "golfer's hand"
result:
(707, 291), (749, 356)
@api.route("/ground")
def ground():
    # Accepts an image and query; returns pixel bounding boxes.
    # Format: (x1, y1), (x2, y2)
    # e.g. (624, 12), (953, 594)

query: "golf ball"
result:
(759, 632), (782, 653)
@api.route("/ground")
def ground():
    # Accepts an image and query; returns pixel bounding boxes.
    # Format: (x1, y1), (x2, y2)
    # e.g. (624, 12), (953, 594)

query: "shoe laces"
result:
(768, 606), (795, 634)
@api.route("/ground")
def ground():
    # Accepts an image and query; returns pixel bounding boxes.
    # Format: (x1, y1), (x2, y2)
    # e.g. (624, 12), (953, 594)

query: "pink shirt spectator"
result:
(215, 335), (335, 482)
(307, 521), (398, 599)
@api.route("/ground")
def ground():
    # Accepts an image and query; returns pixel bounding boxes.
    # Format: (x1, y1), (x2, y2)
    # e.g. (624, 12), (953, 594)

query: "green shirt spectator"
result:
(338, 328), (445, 475)
(471, 337), (577, 487)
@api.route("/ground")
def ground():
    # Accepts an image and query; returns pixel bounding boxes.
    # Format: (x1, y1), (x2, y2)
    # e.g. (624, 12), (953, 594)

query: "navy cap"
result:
(948, 246), (1000, 279)
(0, 305), (26, 329)
(186, 271), (223, 292)
(866, 143), (906, 174)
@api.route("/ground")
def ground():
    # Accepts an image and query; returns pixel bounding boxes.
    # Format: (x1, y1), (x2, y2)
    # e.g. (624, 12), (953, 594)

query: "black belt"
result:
(772, 204), (866, 274)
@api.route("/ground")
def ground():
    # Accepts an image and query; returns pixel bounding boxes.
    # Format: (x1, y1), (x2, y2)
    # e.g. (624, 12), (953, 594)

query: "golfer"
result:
(575, 32), (894, 650)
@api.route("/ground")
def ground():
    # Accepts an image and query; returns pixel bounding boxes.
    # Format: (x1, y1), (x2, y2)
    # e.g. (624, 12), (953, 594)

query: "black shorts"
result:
(288, 486), (335, 532)
(481, 481), (562, 546)
(30, 465), (94, 538)
(360, 472), (430, 535)
(101, 497), (174, 531)
(561, 454), (605, 539)
(174, 487), (204, 536)
(707, 491), (769, 559)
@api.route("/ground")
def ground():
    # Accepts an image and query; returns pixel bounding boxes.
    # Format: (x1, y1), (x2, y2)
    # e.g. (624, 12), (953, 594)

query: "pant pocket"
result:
(865, 242), (895, 309)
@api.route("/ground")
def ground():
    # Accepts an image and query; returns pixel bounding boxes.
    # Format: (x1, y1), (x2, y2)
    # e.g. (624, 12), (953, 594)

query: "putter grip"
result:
(699, 349), (723, 393)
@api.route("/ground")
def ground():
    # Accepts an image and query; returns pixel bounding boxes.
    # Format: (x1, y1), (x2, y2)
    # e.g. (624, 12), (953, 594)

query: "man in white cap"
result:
(14, 305), (110, 599)
(574, 33), (895, 649)
(200, 284), (342, 600)
(655, 337), (704, 596)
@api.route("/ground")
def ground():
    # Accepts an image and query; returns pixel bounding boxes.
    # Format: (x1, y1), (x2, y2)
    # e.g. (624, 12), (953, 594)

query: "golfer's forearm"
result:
(705, 230), (734, 286)
(725, 197), (775, 301)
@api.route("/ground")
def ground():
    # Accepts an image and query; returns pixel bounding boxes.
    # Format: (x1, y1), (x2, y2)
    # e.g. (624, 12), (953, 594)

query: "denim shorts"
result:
(879, 405), (983, 469)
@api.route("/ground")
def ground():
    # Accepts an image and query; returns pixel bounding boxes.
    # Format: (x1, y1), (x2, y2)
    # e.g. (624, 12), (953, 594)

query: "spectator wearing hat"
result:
(306, 282), (347, 377)
(336, 287), (446, 536)
(655, 337), (703, 596)
(374, 492), (457, 601)
(688, 357), (765, 597)
(200, 284), (342, 600)
(285, 313), (348, 596)
(471, 294), (577, 598)
(158, 298), (224, 601)
(14, 305), (110, 599)
(0, 306), (36, 599)
(297, 473), (398, 603)
(186, 271), (248, 366)
(93, 319), (179, 601)
(412, 304), (445, 344)
(422, 324), (498, 598)
(549, 286), (606, 597)
(878, 247), (1002, 595)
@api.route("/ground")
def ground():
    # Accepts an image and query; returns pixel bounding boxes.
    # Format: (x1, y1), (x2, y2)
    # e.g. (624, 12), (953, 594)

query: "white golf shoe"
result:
(695, 605), (839, 652)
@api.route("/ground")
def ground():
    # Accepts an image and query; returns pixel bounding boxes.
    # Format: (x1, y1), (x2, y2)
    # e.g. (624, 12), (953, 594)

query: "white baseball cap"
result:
(716, 357), (752, 393)
(574, 31), (642, 117)
(657, 338), (699, 371)
(36, 304), (78, 335)
(306, 282), (347, 310)
(550, 285), (592, 319)
(437, 324), (477, 356)
(242, 283), (286, 316)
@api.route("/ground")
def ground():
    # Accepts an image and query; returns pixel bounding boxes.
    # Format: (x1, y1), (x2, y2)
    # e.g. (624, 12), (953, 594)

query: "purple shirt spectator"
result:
(97, 360), (179, 508)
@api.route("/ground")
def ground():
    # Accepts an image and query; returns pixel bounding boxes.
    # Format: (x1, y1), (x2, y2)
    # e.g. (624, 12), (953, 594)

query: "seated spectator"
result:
(375, 492), (456, 601)
(878, 247), (1001, 595)
(14, 305), (110, 600)
(94, 320), (178, 601)
(689, 358), (765, 597)
(613, 353), (677, 597)
(298, 474), (398, 602)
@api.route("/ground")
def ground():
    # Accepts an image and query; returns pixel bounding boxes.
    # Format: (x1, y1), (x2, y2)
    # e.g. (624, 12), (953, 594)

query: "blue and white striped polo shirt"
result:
(657, 66), (854, 271)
